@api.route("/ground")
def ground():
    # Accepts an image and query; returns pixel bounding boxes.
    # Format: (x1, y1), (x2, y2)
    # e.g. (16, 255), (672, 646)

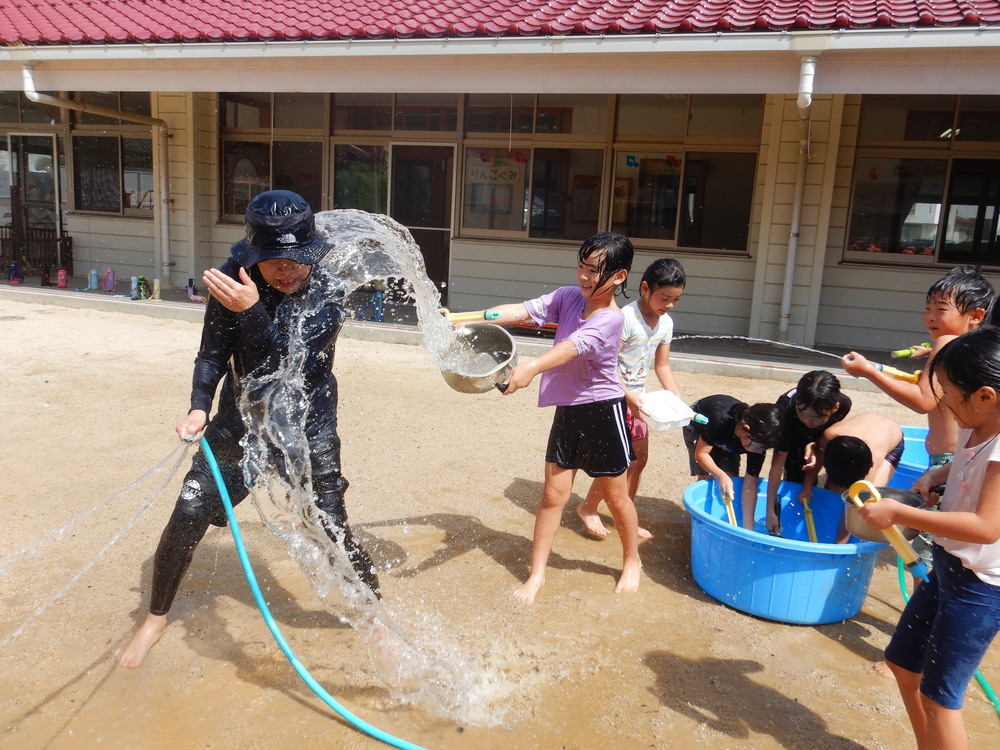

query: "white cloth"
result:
(617, 300), (673, 395)
(938, 426), (1000, 585)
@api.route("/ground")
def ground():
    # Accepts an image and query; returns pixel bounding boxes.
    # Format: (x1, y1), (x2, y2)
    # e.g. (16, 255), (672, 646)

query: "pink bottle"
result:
(57, 269), (67, 288)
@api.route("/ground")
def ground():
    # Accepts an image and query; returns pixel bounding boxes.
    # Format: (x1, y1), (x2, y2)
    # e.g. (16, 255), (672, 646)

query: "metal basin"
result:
(439, 323), (517, 394)
(841, 486), (923, 542)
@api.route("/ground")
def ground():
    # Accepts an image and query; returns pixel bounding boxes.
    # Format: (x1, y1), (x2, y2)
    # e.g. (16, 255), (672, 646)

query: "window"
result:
(333, 94), (392, 132)
(394, 94), (458, 132)
(466, 94), (534, 134)
(0, 91), (61, 125)
(72, 135), (153, 214)
(610, 149), (755, 250)
(530, 148), (603, 240)
(611, 151), (682, 241)
(220, 93), (326, 217)
(846, 95), (1000, 266)
(74, 91), (151, 126)
(462, 147), (529, 233)
(222, 140), (323, 217)
(334, 145), (388, 212)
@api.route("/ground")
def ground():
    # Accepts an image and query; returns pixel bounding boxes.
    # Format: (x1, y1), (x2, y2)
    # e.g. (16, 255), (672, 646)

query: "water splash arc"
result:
(236, 209), (502, 726)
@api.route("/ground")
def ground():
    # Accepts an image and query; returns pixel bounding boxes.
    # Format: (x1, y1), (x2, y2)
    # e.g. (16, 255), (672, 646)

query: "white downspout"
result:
(22, 64), (173, 286)
(777, 55), (817, 342)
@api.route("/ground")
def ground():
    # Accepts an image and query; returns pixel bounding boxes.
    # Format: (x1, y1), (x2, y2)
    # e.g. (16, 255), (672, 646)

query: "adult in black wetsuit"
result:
(116, 190), (378, 668)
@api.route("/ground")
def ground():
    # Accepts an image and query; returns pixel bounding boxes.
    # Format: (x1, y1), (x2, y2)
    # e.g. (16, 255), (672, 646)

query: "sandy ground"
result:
(1, 296), (999, 750)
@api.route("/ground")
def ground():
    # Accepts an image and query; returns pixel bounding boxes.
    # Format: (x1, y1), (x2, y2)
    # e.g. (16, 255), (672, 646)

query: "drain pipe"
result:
(22, 64), (173, 286)
(777, 55), (817, 342)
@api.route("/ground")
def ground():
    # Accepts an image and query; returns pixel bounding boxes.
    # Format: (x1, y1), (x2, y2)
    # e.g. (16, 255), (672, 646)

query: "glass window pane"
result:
(334, 144), (388, 212)
(616, 94), (686, 138)
(940, 159), (1000, 263)
(535, 94), (607, 135)
(611, 151), (682, 240)
(462, 147), (529, 232)
(73, 136), (120, 212)
(466, 94), (534, 134)
(221, 92), (272, 129)
(847, 157), (946, 256)
(678, 152), (756, 251)
(274, 94), (325, 130)
(0, 92), (18, 123)
(77, 91), (120, 125)
(333, 93), (392, 131)
(391, 145), (453, 228)
(858, 95), (957, 142)
(956, 96), (1000, 143)
(272, 141), (323, 210)
(687, 95), (763, 138)
(21, 93), (60, 124)
(222, 141), (270, 216)
(121, 92), (151, 118)
(122, 138), (154, 210)
(394, 93), (458, 132)
(529, 148), (602, 240)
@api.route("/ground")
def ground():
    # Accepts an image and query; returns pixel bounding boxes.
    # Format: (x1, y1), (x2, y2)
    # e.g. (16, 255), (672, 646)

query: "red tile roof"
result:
(0, 0), (998, 45)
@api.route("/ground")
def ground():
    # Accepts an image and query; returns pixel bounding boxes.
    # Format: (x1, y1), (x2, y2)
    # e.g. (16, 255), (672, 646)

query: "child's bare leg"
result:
(887, 660), (930, 748)
(115, 612), (168, 668)
(515, 464), (574, 604)
(597, 474), (642, 593)
(576, 480), (611, 537)
(628, 438), (652, 539)
(923, 696), (967, 750)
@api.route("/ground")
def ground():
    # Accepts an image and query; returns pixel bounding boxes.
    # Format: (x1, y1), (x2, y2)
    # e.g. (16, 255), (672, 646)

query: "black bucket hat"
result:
(230, 190), (331, 268)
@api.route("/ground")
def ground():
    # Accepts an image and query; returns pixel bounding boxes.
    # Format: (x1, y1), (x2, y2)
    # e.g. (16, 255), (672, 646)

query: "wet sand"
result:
(2, 297), (999, 749)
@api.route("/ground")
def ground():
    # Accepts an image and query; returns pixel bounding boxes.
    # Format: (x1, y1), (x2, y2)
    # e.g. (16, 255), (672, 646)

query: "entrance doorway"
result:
(390, 144), (453, 305)
(0, 134), (71, 274)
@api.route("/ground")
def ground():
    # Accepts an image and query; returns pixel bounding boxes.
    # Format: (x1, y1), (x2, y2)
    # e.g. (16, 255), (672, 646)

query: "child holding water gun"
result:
(482, 232), (640, 604)
(577, 257), (686, 540)
(858, 326), (1000, 750)
(842, 265), (994, 473)
(682, 395), (784, 530)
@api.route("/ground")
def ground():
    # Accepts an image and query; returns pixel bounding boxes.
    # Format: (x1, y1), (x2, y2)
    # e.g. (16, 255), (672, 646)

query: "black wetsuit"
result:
(149, 260), (379, 616)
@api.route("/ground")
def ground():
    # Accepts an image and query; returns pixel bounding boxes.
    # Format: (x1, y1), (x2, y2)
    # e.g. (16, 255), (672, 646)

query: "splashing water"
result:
(237, 209), (504, 725)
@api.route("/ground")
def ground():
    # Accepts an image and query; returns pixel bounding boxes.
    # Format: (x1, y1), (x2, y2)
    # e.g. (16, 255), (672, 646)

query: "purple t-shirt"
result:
(524, 285), (625, 407)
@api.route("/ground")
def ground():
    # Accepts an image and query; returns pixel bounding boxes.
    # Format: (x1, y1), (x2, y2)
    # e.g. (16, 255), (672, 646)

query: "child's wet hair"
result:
(927, 264), (995, 317)
(733, 402), (784, 448)
(929, 326), (1000, 397)
(824, 435), (873, 489)
(641, 257), (686, 291)
(793, 370), (842, 413)
(579, 232), (634, 297)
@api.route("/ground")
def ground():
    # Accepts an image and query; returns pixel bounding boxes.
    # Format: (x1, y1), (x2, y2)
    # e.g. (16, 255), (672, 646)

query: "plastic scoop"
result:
(439, 308), (501, 323)
(848, 480), (929, 579)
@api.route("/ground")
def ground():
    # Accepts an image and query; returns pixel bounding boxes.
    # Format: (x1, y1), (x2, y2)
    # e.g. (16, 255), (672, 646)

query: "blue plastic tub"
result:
(682, 478), (886, 625)
(887, 424), (930, 490)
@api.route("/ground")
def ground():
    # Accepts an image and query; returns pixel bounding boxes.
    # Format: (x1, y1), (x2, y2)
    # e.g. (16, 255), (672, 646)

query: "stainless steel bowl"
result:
(439, 323), (517, 394)
(841, 486), (923, 542)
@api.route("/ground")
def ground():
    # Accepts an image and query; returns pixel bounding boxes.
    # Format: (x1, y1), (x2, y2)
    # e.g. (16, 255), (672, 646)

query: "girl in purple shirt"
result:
(485, 232), (640, 604)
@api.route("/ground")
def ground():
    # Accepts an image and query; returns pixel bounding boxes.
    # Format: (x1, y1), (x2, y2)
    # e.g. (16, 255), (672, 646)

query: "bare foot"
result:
(615, 560), (642, 594)
(514, 574), (545, 604)
(576, 502), (611, 537)
(114, 613), (167, 668)
(871, 660), (897, 681)
(637, 526), (653, 540)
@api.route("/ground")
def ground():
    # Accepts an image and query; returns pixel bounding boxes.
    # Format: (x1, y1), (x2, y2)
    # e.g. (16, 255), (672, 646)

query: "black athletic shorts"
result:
(545, 397), (634, 478)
